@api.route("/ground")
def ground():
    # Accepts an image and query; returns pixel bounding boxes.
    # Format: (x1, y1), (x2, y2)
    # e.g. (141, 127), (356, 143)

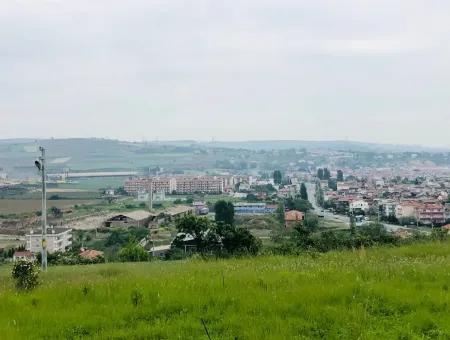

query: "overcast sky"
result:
(1, 0), (449, 146)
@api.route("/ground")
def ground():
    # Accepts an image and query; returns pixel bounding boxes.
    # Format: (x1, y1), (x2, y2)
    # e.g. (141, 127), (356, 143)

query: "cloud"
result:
(0, 0), (449, 146)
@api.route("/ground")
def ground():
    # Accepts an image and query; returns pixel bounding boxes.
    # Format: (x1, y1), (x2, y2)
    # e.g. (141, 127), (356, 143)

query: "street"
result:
(304, 183), (426, 234)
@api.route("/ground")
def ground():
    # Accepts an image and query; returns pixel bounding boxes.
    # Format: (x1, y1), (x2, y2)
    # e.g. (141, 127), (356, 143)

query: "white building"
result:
(379, 199), (397, 217)
(349, 200), (370, 213)
(26, 227), (72, 253)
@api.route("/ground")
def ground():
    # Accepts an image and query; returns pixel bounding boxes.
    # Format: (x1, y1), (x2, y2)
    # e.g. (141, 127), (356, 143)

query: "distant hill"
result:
(199, 140), (449, 152)
(0, 138), (448, 178)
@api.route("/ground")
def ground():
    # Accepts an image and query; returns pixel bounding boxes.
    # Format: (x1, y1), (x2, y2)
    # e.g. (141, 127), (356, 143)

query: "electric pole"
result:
(149, 180), (153, 211)
(35, 147), (47, 271)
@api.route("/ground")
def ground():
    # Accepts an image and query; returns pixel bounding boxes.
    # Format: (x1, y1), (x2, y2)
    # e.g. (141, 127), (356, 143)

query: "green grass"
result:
(1, 240), (449, 339)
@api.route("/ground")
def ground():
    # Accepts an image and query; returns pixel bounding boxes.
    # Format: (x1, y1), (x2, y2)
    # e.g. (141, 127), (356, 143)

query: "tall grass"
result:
(0, 240), (449, 339)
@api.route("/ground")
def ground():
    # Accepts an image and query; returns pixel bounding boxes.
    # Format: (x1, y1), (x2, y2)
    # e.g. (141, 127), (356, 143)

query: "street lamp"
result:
(35, 146), (47, 271)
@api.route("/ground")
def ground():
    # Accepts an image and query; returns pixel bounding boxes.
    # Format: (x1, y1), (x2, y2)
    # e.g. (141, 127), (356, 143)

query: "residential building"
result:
(124, 176), (223, 195)
(79, 249), (104, 260)
(417, 203), (445, 225)
(124, 177), (177, 195)
(13, 251), (36, 262)
(285, 210), (305, 228)
(149, 245), (171, 259)
(378, 199), (397, 218)
(175, 176), (224, 194)
(349, 200), (369, 213)
(26, 227), (72, 253)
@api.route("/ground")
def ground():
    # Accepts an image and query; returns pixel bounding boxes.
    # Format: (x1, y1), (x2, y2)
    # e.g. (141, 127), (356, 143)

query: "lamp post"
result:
(35, 147), (47, 271)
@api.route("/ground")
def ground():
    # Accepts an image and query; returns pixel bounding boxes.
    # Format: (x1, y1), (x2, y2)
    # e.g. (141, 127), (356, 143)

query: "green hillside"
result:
(1, 241), (449, 339)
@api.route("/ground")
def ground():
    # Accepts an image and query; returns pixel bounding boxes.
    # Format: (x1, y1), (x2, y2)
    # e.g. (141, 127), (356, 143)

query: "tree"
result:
(118, 243), (149, 262)
(285, 198), (312, 212)
(328, 178), (337, 191)
(217, 224), (261, 255)
(273, 170), (282, 185)
(317, 168), (324, 180)
(214, 200), (235, 226)
(350, 215), (356, 236)
(315, 182), (324, 207)
(276, 202), (286, 225)
(174, 214), (212, 251)
(337, 170), (344, 182)
(12, 260), (39, 290)
(300, 183), (308, 200)
(303, 213), (319, 232)
(50, 206), (63, 218)
(246, 193), (260, 202)
(323, 168), (331, 180)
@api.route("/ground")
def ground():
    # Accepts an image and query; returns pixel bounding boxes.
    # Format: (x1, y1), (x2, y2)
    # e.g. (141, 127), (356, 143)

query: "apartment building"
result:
(417, 203), (445, 225)
(378, 199), (397, 217)
(175, 176), (224, 194)
(396, 201), (445, 225)
(125, 176), (224, 195)
(26, 227), (72, 253)
(124, 177), (176, 194)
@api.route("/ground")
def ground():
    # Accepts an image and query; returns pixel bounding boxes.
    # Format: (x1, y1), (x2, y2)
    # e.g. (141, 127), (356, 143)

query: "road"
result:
(304, 183), (426, 234)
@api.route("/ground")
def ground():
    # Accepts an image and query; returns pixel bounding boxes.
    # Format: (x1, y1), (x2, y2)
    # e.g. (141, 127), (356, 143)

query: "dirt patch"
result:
(0, 199), (100, 214)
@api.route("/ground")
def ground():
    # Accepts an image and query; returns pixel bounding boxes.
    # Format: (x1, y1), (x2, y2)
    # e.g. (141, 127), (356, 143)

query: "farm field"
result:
(0, 199), (100, 214)
(0, 234), (24, 249)
(0, 240), (449, 339)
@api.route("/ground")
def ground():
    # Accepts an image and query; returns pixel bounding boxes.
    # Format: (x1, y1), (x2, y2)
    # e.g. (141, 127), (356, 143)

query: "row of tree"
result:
(317, 168), (344, 182)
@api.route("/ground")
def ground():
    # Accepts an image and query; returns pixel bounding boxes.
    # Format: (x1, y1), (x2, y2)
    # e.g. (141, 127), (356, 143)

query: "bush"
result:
(12, 260), (39, 291)
(118, 243), (149, 262)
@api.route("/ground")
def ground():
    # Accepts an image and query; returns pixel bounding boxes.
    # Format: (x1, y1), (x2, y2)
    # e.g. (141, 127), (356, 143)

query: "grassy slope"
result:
(1, 241), (449, 339)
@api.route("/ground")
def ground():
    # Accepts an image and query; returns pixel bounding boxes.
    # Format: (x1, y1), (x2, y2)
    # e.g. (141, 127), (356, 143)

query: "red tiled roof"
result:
(285, 210), (304, 221)
(14, 251), (34, 257)
(79, 249), (104, 260)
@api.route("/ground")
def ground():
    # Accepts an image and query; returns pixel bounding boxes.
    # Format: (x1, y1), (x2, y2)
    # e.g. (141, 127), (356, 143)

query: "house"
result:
(349, 200), (370, 214)
(79, 248), (104, 260)
(193, 202), (209, 215)
(442, 224), (450, 234)
(285, 210), (305, 228)
(149, 244), (171, 258)
(277, 185), (298, 199)
(105, 211), (157, 228)
(13, 251), (36, 262)
(26, 227), (72, 254)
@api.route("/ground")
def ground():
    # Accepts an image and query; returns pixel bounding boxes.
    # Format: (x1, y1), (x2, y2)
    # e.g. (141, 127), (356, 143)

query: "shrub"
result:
(12, 260), (40, 291)
(118, 243), (149, 262)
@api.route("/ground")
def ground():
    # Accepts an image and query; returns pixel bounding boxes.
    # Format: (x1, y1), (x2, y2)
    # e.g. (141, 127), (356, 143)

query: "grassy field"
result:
(0, 240), (449, 339)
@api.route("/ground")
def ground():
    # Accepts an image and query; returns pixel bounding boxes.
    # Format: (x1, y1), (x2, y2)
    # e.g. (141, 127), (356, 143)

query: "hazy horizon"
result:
(1, 0), (450, 147)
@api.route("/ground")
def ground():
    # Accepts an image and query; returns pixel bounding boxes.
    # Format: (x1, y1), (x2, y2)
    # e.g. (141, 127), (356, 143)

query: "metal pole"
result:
(40, 147), (47, 271)
(149, 180), (153, 211)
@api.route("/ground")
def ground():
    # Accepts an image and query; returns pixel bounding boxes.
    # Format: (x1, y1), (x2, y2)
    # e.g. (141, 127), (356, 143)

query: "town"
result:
(1, 139), (449, 263)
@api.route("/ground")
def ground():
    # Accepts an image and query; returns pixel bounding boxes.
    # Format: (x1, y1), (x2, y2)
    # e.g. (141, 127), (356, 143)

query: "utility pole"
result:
(35, 147), (47, 271)
(149, 180), (153, 211)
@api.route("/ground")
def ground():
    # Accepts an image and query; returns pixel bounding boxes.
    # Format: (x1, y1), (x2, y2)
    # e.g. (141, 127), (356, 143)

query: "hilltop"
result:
(1, 240), (449, 339)
(1, 138), (449, 179)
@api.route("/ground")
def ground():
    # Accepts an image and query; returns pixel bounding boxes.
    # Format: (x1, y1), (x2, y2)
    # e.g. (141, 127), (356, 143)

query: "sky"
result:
(1, 0), (449, 146)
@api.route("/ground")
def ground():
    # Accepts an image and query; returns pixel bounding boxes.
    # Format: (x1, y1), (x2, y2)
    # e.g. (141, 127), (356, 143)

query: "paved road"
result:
(304, 183), (427, 234)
